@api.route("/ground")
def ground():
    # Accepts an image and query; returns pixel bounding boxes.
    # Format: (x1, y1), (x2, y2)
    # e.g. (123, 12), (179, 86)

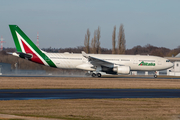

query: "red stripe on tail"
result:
(21, 40), (44, 65)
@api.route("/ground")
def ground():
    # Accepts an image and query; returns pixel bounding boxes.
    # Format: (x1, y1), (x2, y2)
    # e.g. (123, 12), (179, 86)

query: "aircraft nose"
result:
(169, 62), (174, 68)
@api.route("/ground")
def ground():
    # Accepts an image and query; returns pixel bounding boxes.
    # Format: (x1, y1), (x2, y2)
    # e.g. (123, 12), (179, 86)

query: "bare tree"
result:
(96, 26), (101, 54)
(84, 29), (90, 53)
(91, 37), (96, 54)
(91, 30), (97, 54)
(118, 24), (126, 54)
(90, 27), (101, 54)
(112, 26), (116, 54)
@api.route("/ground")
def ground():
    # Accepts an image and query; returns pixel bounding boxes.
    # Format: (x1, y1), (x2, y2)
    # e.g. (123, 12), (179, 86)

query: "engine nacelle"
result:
(113, 66), (130, 74)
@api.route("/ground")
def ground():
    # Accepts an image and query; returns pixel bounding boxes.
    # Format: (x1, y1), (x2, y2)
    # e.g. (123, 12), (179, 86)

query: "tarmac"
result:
(1, 89), (180, 100)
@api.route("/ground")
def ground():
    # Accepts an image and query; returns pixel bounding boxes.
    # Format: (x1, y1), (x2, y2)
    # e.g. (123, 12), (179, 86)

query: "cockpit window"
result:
(166, 60), (170, 62)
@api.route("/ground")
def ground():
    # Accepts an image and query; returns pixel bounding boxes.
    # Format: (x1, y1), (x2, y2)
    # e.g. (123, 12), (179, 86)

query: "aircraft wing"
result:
(82, 51), (114, 67)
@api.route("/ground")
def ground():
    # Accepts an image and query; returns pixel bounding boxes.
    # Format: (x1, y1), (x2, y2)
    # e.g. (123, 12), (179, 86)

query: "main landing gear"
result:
(92, 73), (96, 77)
(85, 72), (102, 77)
(86, 72), (102, 77)
(91, 72), (102, 77)
(97, 73), (101, 77)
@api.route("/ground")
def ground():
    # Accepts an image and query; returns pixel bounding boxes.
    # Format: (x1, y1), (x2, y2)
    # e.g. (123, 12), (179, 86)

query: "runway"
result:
(1, 75), (180, 79)
(0, 89), (180, 100)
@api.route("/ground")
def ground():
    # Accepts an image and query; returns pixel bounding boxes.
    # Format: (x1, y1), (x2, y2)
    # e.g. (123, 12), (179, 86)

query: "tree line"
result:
(83, 24), (180, 57)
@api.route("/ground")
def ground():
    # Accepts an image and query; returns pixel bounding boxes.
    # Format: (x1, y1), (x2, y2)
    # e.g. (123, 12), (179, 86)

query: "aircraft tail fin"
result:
(9, 25), (41, 53)
(9, 25), (56, 67)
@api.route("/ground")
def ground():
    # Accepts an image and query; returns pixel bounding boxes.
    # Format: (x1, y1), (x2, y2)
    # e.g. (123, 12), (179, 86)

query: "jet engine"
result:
(113, 66), (130, 74)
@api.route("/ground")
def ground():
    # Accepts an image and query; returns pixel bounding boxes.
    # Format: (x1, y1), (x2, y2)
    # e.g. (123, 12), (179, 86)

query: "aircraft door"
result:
(157, 59), (162, 65)
(133, 58), (138, 64)
(82, 57), (87, 63)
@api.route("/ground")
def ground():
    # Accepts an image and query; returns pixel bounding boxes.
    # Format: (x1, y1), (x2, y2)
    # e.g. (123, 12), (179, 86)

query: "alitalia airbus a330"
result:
(9, 25), (173, 78)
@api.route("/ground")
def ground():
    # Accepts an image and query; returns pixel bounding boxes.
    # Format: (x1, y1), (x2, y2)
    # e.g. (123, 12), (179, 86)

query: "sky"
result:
(1, 0), (180, 50)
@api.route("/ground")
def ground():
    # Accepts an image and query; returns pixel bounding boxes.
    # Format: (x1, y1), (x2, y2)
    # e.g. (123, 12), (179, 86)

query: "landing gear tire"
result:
(97, 73), (101, 77)
(92, 73), (96, 77)
(154, 74), (157, 78)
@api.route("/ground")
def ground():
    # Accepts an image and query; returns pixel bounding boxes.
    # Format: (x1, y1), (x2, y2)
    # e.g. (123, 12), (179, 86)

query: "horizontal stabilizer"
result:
(11, 52), (32, 59)
(17, 52), (32, 59)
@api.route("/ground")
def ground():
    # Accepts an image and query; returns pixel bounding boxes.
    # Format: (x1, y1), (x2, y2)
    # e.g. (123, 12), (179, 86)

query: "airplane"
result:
(9, 25), (173, 78)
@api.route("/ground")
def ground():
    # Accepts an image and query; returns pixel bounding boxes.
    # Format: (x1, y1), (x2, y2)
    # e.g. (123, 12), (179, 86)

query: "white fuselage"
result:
(45, 53), (173, 71)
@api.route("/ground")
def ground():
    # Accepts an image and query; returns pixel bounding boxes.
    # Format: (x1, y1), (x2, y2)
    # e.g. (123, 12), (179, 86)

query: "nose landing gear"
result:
(154, 71), (158, 78)
(154, 74), (157, 78)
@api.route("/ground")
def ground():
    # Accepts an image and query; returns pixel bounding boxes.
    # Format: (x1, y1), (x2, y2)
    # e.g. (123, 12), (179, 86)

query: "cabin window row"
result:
(139, 60), (155, 62)
(50, 57), (82, 60)
(103, 59), (119, 61)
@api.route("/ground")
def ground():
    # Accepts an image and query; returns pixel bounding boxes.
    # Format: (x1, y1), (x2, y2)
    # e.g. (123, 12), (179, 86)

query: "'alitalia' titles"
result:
(139, 61), (155, 66)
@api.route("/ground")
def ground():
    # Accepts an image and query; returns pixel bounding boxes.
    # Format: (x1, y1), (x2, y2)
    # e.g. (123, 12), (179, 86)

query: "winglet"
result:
(175, 53), (180, 58)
